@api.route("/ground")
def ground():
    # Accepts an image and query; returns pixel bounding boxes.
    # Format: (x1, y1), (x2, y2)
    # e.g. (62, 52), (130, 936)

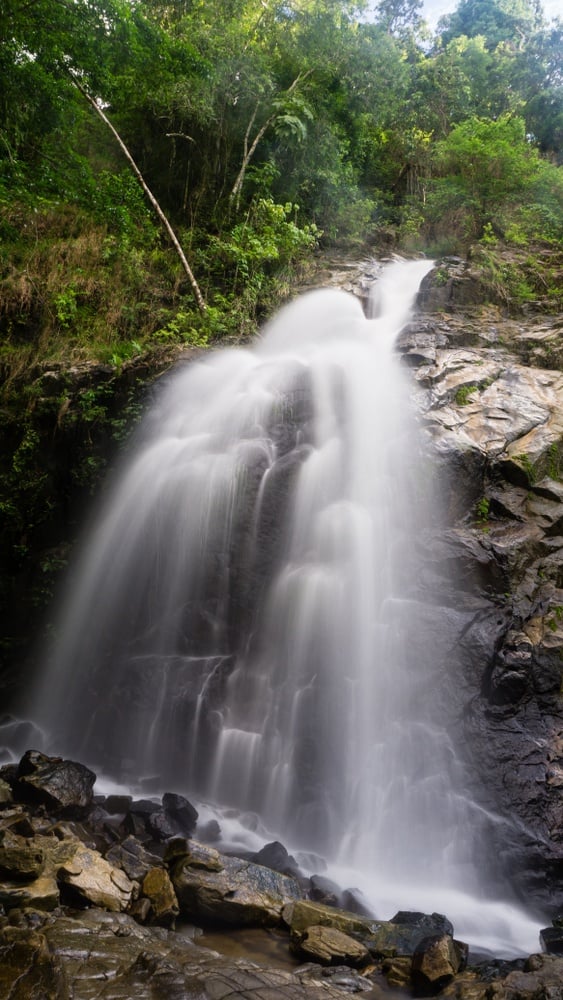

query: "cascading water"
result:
(30, 259), (543, 955)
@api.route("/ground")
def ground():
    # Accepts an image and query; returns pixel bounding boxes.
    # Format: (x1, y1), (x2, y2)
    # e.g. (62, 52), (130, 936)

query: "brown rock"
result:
(0, 874), (60, 912)
(291, 924), (370, 966)
(141, 867), (179, 927)
(411, 934), (464, 995)
(58, 843), (134, 911)
(0, 829), (45, 881)
(383, 956), (413, 987)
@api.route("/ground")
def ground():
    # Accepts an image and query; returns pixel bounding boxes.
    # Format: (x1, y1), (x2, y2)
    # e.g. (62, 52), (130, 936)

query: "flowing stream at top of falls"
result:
(30, 259), (543, 956)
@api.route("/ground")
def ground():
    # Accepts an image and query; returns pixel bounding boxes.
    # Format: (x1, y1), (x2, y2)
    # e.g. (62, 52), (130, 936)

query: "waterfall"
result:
(31, 258), (542, 955)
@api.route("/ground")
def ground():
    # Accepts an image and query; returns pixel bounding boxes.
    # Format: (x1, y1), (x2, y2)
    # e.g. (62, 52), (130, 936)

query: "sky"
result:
(421, 0), (561, 29)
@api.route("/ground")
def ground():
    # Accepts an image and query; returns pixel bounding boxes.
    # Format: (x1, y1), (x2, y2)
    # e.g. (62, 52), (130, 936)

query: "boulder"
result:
(540, 926), (563, 954)
(282, 899), (381, 942)
(196, 819), (221, 843)
(310, 874), (341, 907)
(391, 910), (454, 938)
(0, 777), (13, 804)
(171, 839), (303, 926)
(104, 794), (133, 814)
(141, 867), (179, 927)
(16, 750), (95, 813)
(162, 792), (198, 836)
(252, 840), (301, 878)
(0, 829), (45, 881)
(411, 934), (467, 995)
(57, 843), (134, 911)
(105, 835), (163, 882)
(147, 809), (178, 841)
(383, 956), (413, 988)
(0, 873), (60, 911)
(283, 900), (458, 960)
(489, 953), (563, 1000)
(290, 924), (370, 967)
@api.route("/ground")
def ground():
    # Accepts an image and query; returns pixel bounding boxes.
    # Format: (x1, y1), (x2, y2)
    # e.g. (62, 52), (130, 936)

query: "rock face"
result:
(0, 908), (357, 1000)
(397, 260), (563, 907)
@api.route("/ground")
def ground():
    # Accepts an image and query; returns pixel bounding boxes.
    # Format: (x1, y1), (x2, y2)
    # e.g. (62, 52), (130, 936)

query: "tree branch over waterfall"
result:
(229, 71), (313, 214)
(68, 71), (206, 314)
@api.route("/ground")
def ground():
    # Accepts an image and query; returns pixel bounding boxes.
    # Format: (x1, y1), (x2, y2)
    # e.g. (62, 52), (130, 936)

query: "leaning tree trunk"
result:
(69, 73), (206, 315)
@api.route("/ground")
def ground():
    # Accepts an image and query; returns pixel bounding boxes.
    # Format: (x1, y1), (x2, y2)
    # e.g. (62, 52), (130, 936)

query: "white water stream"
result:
(27, 259), (543, 956)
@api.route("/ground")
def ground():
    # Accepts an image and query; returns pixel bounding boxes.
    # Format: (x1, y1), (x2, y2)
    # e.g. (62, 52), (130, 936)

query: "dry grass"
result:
(0, 201), (185, 380)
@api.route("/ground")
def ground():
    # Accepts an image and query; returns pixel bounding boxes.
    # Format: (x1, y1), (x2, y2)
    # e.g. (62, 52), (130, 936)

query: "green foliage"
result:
(153, 312), (209, 347)
(426, 115), (545, 246)
(547, 605), (563, 633)
(475, 495), (490, 523)
(515, 452), (536, 485)
(455, 384), (478, 405)
(548, 443), (561, 481)
(0, 0), (561, 376)
(205, 199), (319, 303)
(439, 0), (542, 51)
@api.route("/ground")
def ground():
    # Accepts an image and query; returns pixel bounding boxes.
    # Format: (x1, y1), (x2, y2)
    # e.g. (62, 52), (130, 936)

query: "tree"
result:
(438, 0), (543, 51)
(426, 114), (545, 243)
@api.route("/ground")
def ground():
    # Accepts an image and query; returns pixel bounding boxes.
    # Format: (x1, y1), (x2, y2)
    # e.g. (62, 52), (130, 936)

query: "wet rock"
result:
(166, 837), (222, 871)
(540, 926), (563, 954)
(282, 898), (382, 943)
(490, 953), (563, 1000)
(294, 962), (376, 993)
(147, 808), (178, 841)
(0, 873), (60, 912)
(0, 778), (13, 804)
(411, 933), (466, 995)
(310, 874), (342, 907)
(171, 838), (303, 926)
(383, 955), (413, 988)
(0, 829), (45, 881)
(340, 889), (374, 918)
(0, 926), (61, 1000)
(104, 794), (133, 814)
(391, 910), (455, 938)
(283, 900), (459, 960)
(105, 834), (163, 881)
(141, 867), (179, 927)
(58, 842), (134, 911)
(197, 819), (221, 843)
(0, 907), (354, 1000)
(291, 924), (370, 966)
(162, 792), (198, 836)
(253, 840), (301, 878)
(15, 750), (95, 813)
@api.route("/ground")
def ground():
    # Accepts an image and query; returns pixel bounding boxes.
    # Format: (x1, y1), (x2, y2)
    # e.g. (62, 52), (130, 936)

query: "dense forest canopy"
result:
(0, 0), (561, 363)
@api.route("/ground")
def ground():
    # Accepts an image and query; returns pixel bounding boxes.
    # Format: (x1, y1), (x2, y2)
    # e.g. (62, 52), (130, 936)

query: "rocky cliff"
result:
(405, 257), (563, 911)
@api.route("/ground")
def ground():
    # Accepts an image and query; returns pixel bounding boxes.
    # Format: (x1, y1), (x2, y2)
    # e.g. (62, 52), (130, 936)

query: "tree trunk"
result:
(69, 73), (206, 314)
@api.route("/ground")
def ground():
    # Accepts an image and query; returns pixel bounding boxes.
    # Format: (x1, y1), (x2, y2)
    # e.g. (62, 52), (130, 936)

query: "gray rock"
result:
(171, 839), (303, 926)
(105, 834), (163, 881)
(16, 750), (95, 813)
